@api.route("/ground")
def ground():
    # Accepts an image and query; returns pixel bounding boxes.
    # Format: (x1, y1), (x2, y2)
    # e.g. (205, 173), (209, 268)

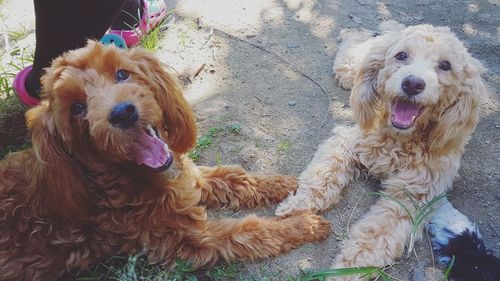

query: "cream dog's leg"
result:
(275, 126), (361, 216)
(330, 162), (458, 281)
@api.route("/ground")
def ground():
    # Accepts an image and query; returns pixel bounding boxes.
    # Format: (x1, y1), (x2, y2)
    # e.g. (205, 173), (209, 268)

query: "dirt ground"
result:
(1, 0), (499, 280)
(160, 0), (500, 279)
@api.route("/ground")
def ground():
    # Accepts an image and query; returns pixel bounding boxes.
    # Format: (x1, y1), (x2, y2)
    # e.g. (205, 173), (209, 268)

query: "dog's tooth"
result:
(163, 144), (169, 154)
(147, 125), (156, 137)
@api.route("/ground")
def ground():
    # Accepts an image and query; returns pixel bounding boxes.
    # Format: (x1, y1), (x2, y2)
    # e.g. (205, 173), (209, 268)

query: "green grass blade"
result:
(443, 255), (455, 281)
(299, 267), (384, 280)
(400, 186), (419, 209)
(412, 193), (446, 232)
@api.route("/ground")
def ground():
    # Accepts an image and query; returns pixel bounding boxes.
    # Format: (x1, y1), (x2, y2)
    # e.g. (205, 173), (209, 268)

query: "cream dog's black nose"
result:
(402, 75), (425, 96)
(109, 102), (138, 128)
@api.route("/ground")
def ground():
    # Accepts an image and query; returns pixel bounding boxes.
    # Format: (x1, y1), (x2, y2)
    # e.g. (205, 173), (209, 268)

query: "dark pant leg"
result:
(26, 0), (128, 98)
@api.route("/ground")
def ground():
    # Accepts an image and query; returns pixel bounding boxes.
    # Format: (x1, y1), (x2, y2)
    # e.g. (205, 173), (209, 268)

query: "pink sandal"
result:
(13, 66), (41, 106)
(109, 0), (167, 47)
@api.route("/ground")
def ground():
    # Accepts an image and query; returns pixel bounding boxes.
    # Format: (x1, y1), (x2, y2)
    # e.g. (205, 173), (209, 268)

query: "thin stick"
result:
(425, 229), (438, 281)
(346, 192), (363, 238)
(192, 63), (206, 79)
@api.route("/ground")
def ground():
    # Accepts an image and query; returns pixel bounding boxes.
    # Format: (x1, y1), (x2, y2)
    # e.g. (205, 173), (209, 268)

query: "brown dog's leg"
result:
(177, 211), (330, 267)
(196, 165), (297, 209)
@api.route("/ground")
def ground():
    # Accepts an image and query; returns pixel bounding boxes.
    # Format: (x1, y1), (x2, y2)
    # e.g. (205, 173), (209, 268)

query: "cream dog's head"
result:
(350, 25), (487, 152)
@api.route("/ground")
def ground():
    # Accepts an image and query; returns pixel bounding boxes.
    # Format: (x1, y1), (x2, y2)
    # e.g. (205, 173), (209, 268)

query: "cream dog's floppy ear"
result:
(429, 57), (488, 154)
(350, 33), (397, 131)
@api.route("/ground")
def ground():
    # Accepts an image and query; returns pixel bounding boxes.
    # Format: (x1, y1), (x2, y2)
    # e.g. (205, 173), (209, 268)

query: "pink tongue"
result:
(131, 130), (170, 168)
(392, 101), (420, 127)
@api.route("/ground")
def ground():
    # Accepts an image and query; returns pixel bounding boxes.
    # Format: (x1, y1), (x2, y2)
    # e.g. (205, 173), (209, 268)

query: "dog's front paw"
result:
(336, 74), (355, 90)
(267, 175), (298, 201)
(254, 175), (297, 204)
(282, 210), (331, 242)
(275, 193), (317, 216)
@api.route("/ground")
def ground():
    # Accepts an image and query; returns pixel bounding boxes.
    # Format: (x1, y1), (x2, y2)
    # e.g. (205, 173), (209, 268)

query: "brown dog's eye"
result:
(71, 103), (86, 116)
(438, 61), (451, 71)
(115, 69), (130, 82)
(395, 52), (408, 61)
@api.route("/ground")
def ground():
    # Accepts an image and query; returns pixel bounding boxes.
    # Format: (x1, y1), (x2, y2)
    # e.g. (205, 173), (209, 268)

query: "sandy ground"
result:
(1, 0), (499, 280)
(160, 0), (500, 279)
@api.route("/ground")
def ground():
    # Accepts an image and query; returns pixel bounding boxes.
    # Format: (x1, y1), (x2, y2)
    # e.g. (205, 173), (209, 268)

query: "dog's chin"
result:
(389, 98), (424, 131)
(130, 124), (174, 172)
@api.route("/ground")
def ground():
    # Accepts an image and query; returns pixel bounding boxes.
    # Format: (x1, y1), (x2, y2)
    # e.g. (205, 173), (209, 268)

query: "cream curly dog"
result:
(276, 24), (488, 279)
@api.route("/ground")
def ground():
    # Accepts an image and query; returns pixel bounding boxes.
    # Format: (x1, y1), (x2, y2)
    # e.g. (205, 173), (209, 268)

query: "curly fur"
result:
(0, 41), (330, 281)
(276, 24), (488, 280)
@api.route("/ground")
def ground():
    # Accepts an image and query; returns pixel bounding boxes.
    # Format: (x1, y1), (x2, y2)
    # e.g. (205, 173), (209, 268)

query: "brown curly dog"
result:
(0, 41), (330, 281)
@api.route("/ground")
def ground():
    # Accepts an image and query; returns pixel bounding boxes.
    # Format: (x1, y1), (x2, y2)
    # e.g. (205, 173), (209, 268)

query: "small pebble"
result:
(288, 100), (297, 106)
(348, 14), (363, 24)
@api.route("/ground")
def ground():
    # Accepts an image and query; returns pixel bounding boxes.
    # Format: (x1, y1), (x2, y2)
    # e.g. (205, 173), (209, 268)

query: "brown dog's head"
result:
(350, 25), (488, 152)
(27, 41), (196, 171)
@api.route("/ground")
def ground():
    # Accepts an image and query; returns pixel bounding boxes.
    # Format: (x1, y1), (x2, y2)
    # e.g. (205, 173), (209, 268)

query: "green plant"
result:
(120, 5), (175, 51)
(205, 262), (243, 281)
(77, 257), (198, 281)
(178, 31), (187, 50)
(171, 259), (198, 281)
(188, 123), (242, 161)
(277, 140), (290, 153)
(0, 69), (15, 99)
(0, 44), (35, 159)
(300, 267), (391, 281)
(215, 153), (222, 166)
(0, 46), (34, 100)
(8, 28), (31, 42)
(140, 17), (170, 51)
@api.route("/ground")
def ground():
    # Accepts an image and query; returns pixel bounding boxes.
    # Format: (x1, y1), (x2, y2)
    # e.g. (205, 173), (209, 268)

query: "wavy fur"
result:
(0, 42), (330, 281)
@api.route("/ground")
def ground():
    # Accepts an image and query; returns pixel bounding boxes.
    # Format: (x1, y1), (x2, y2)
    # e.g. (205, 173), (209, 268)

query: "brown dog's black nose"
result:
(401, 75), (425, 96)
(109, 102), (138, 128)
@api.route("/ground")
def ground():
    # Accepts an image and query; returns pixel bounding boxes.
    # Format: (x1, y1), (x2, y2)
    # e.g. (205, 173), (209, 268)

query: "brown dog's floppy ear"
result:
(131, 49), (197, 154)
(26, 101), (91, 220)
(156, 68), (197, 154)
(26, 101), (68, 163)
(350, 33), (396, 131)
(429, 57), (488, 154)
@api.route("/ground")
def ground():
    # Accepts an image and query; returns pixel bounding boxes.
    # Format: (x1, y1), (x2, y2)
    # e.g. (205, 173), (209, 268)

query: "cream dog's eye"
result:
(115, 69), (130, 82)
(439, 61), (451, 71)
(71, 103), (86, 116)
(395, 52), (408, 61)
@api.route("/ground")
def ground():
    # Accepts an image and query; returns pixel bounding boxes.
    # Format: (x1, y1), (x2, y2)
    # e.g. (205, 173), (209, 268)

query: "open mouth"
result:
(131, 124), (173, 171)
(390, 99), (424, 130)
